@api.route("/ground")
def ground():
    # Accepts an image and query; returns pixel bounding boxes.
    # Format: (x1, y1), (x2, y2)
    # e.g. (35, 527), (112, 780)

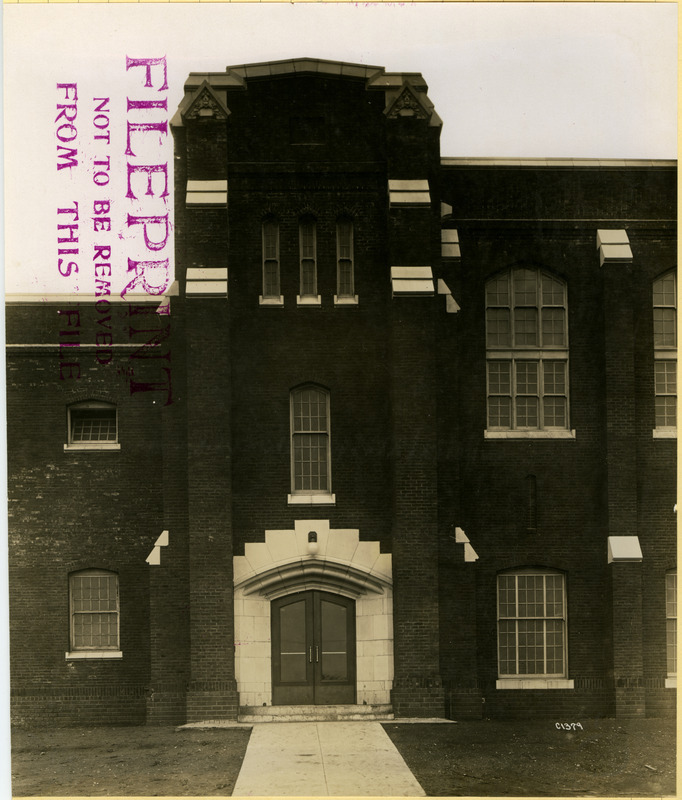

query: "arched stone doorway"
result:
(233, 520), (393, 707)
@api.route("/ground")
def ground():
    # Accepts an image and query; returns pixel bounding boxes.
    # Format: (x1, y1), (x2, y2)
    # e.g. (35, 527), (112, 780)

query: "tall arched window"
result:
(261, 216), (281, 303)
(298, 217), (318, 302)
(290, 385), (331, 497)
(486, 268), (570, 434)
(653, 271), (677, 433)
(69, 569), (120, 653)
(336, 218), (354, 300)
(497, 568), (567, 679)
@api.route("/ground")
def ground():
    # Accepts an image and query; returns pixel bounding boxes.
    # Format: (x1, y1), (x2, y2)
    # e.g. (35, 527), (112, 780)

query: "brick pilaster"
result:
(389, 300), (444, 717)
(602, 256), (645, 716)
(185, 299), (239, 721)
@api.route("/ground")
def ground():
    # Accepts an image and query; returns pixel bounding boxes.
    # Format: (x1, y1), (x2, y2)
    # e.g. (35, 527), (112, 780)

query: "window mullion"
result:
(511, 357), (517, 431)
(538, 357), (544, 430)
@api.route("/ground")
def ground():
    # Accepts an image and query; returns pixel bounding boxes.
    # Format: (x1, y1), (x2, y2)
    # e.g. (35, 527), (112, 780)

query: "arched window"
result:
(497, 569), (567, 679)
(66, 400), (118, 449)
(261, 217), (281, 302)
(486, 268), (569, 433)
(69, 569), (120, 652)
(653, 271), (677, 432)
(290, 385), (331, 497)
(298, 217), (318, 302)
(336, 218), (354, 300)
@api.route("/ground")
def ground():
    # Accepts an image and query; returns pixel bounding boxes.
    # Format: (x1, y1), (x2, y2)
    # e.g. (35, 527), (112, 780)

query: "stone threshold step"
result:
(239, 703), (394, 723)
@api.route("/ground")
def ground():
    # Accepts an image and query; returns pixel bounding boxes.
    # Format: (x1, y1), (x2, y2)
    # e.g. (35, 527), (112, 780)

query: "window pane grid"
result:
(654, 274), (676, 308)
(291, 387), (330, 494)
(293, 433), (328, 491)
(337, 217), (354, 297)
(301, 261), (316, 296)
(486, 274), (510, 307)
(71, 572), (119, 650)
(654, 309), (676, 348)
(514, 269), (538, 306)
(293, 389), (328, 432)
(513, 308), (539, 346)
(487, 269), (569, 431)
(666, 573), (677, 675)
(263, 261), (280, 298)
(262, 219), (280, 298)
(338, 260), (353, 297)
(486, 310), (512, 348)
(498, 572), (566, 677)
(542, 308), (566, 346)
(300, 221), (317, 296)
(542, 275), (566, 306)
(488, 357), (568, 431)
(71, 410), (117, 442)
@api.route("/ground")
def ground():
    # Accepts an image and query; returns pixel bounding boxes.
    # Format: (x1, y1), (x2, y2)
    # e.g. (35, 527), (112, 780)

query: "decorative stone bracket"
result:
(597, 229), (633, 266)
(146, 530), (169, 566)
(455, 527), (479, 562)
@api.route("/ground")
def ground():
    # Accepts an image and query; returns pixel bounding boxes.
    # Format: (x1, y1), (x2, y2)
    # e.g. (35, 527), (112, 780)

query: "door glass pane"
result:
(320, 599), (347, 681)
(279, 600), (307, 682)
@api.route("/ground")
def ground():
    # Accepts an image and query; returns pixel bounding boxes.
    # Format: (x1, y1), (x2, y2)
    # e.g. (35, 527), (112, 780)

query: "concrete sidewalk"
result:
(232, 721), (425, 796)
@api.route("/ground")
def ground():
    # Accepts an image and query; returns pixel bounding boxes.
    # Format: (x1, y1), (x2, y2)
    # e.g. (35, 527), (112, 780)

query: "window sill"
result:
(665, 676), (677, 689)
(334, 295), (359, 306)
(653, 428), (677, 439)
(296, 295), (322, 306)
(485, 430), (576, 440)
(288, 493), (336, 506)
(259, 295), (284, 307)
(64, 443), (121, 451)
(66, 650), (122, 660)
(496, 678), (574, 690)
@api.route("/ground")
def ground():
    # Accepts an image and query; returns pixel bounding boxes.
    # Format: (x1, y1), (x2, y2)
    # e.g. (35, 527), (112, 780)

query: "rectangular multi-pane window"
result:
(655, 361), (677, 428)
(68, 402), (117, 444)
(336, 219), (354, 298)
(262, 218), (280, 299)
(666, 572), (677, 676)
(654, 273), (676, 348)
(487, 358), (568, 430)
(498, 571), (567, 677)
(486, 269), (569, 431)
(654, 272), (677, 432)
(291, 386), (330, 493)
(70, 570), (119, 651)
(299, 220), (317, 298)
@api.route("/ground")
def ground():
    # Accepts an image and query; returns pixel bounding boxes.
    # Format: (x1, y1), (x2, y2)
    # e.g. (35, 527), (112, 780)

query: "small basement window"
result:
(65, 401), (120, 450)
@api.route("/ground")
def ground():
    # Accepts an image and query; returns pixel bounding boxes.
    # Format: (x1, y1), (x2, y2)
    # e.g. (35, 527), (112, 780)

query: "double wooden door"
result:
(271, 590), (356, 705)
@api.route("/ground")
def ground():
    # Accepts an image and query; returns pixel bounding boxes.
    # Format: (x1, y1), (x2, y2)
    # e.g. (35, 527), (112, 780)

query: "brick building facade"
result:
(7, 58), (677, 725)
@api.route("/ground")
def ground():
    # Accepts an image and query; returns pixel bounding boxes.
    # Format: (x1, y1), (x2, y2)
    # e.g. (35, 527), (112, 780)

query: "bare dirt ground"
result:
(11, 726), (251, 797)
(383, 717), (677, 797)
(10, 717), (676, 797)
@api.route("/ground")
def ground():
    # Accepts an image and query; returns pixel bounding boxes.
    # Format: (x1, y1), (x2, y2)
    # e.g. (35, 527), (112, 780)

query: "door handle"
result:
(316, 646), (319, 662)
(309, 646), (312, 663)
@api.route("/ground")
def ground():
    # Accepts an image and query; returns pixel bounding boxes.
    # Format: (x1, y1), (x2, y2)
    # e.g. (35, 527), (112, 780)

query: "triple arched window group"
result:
(261, 216), (355, 303)
(485, 266), (677, 433)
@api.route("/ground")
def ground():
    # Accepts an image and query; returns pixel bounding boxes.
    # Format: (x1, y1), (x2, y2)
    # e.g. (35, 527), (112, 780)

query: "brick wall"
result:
(7, 305), (165, 725)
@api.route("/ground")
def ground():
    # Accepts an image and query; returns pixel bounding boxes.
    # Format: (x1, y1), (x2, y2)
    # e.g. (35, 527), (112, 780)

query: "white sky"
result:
(2, 2), (678, 295)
